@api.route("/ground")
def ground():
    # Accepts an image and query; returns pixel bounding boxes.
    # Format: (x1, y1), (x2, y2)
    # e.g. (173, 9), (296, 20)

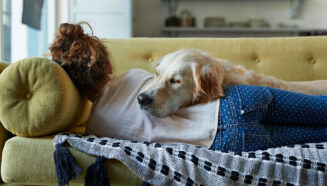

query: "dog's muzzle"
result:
(137, 93), (153, 107)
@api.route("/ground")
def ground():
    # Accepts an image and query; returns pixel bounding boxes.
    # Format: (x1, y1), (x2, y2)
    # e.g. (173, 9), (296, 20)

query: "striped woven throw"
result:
(53, 133), (327, 186)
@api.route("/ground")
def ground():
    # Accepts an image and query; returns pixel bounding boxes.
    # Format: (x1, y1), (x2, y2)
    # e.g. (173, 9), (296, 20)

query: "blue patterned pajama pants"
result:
(210, 85), (327, 152)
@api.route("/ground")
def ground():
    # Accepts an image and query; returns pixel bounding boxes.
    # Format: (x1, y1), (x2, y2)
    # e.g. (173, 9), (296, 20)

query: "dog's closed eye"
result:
(169, 78), (181, 84)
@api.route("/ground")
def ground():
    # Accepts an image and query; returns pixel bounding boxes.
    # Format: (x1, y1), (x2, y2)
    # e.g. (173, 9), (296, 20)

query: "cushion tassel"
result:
(53, 143), (82, 186)
(85, 156), (110, 186)
(141, 181), (151, 186)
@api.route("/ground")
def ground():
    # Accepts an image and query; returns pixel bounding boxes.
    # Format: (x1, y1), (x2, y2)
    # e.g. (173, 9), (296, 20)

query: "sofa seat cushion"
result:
(0, 57), (87, 137)
(1, 136), (141, 185)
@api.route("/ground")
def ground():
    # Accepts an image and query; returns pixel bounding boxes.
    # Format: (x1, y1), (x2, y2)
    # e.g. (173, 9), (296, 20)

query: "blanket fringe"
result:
(85, 156), (110, 186)
(53, 143), (82, 186)
(141, 181), (151, 186)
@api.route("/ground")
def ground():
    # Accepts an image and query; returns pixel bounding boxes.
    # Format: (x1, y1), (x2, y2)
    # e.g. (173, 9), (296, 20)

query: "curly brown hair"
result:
(49, 22), (112, 101)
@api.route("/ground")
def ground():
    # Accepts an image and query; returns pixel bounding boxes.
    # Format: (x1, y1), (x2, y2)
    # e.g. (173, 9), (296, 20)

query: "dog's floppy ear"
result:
(154, 57), (163, 67)
(192, 61), (225, 104)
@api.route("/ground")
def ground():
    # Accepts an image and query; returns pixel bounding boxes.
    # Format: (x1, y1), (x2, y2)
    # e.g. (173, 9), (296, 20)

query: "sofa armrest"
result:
(0, 61), (11, 182)
(0, 61), (10, 73)
(0, 123), (10, 182)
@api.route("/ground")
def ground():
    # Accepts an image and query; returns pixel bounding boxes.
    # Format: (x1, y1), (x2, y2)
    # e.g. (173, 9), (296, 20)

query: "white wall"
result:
(54, 0), (69, 30)
(11, 0), (53, 61)
(53, 0), (132, 38)
(133, 0), (327, 37)
(11, 0), (27, 61)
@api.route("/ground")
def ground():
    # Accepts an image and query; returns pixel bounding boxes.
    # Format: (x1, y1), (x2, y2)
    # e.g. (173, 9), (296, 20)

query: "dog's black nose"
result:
(137, 93), (153, 106)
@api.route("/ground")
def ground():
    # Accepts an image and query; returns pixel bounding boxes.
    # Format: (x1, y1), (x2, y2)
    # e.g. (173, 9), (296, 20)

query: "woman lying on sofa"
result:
(49, 23), (327, 153)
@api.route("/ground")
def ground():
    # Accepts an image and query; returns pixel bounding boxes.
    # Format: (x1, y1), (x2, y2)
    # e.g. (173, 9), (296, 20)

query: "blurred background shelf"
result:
(164, 0), (305, 19)
(161, 27), (327, 37)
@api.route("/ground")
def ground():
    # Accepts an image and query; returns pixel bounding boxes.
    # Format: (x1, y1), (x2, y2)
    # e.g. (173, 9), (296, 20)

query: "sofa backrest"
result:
(103, 36), (327, 82)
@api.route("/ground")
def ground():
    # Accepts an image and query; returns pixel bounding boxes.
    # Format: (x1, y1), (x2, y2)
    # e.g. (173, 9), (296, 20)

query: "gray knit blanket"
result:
(54, 133), (327, 186)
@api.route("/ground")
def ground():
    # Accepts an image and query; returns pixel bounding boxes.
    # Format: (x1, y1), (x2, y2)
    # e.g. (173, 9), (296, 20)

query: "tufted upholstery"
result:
(103, 36), (327, 82)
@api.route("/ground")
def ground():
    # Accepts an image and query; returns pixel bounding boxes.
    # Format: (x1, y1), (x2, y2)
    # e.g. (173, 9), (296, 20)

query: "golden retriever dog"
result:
(137, 49), (327, 118)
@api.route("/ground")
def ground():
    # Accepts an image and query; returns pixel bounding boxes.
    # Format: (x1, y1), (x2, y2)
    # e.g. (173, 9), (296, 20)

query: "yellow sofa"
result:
(1, 36), (327, 185)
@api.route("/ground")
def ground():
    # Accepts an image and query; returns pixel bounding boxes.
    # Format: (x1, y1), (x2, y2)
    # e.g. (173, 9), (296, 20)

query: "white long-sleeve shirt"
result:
(86, 69), (220, 147)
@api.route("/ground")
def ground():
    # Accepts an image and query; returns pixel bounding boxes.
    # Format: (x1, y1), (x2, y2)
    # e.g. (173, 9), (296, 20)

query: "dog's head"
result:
(137, 49), (225, 118)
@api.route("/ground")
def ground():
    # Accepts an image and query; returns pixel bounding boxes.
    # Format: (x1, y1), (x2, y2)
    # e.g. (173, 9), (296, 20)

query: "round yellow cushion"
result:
(0, 57), (86, 137)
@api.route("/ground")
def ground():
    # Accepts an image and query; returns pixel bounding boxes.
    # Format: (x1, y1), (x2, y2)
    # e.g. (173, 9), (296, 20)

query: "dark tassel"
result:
(53, 143), (82, 186)
(141, 181), (151, 186)
(85, 156), (110, 186)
